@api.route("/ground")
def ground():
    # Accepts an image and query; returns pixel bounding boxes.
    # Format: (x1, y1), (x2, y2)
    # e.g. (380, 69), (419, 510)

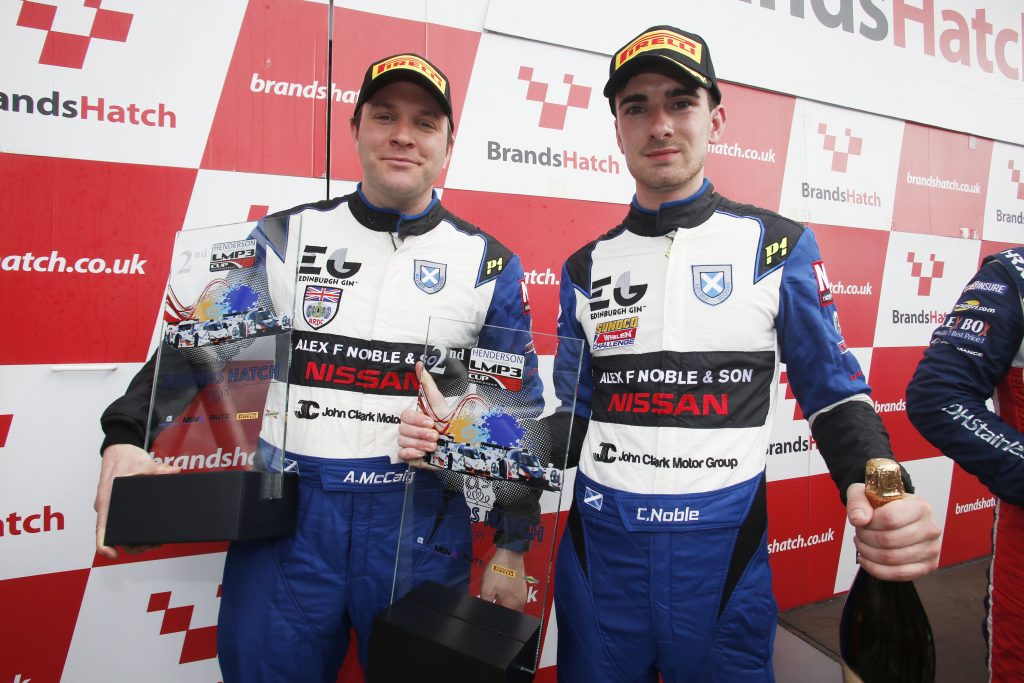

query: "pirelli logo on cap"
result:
(615, 29), (705, 80)
(371, 54), (447, 95)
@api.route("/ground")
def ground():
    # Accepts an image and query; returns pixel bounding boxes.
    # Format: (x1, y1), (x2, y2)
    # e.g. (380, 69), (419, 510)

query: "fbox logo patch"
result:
(16, 0), (132, 69)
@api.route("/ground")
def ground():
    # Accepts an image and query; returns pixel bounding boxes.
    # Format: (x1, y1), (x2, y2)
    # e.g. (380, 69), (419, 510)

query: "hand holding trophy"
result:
(374, 319), (585, 681)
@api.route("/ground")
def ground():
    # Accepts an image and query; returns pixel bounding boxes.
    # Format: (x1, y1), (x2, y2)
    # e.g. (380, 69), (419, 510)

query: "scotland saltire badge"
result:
(414, 260), (447, 294)
(302, 285), (341, 329)
(692, 265), (733, 306)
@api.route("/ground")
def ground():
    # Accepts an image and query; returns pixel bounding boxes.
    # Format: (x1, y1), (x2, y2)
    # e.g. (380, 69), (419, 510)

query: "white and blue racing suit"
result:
(550, 180), (899, 683)
(100, 187), (541, 681)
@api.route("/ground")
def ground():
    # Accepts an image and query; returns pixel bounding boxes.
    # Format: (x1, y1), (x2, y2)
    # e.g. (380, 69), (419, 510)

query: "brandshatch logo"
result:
(818, 123), (862, 173)
(147, 589), (218, 664)
(907, 251), (945, 296)
(517, 66), (591, 130)
(1009, 160), (1024, 201)
(17, 0), (133, 70)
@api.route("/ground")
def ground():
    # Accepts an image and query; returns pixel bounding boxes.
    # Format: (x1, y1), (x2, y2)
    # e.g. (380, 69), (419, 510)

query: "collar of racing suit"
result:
(623, 178), (723, 237)
(349, 185), (448, 239)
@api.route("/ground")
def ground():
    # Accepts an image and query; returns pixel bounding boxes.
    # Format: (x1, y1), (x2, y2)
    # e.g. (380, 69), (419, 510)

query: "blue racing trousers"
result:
(217, 454), (469, 682)
(554, 472), (776, 683)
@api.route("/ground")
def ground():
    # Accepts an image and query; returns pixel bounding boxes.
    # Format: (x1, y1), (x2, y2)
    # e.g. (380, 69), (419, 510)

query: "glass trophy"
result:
(104, 216), (302, 545)
(371, 317), (585, 679)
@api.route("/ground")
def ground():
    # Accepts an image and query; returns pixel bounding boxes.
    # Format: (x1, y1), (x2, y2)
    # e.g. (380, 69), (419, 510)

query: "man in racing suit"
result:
(394, 25), (941, 682)
(547, 26), (940, 681)
(907, 247), (1024, 682)
(92, 53), (539, 681)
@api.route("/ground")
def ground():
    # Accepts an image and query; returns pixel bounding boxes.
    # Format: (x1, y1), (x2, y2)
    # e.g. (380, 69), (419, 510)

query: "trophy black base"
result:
(104, 470), (298, 546)
(368, 580), (541, 683)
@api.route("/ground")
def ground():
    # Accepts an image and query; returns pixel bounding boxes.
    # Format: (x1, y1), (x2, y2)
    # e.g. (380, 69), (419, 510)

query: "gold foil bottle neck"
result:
(864, 458), (905, 508)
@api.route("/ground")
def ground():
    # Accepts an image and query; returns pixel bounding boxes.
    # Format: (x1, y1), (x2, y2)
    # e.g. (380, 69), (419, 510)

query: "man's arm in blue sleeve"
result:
(907, 254), (1024, 506)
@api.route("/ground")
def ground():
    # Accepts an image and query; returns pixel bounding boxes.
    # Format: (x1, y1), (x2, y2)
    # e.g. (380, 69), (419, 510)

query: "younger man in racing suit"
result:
(396, 25), (942, 683)
(92, 53), (538, 681)
(908, 247), (1024, 682)
(547, 26), (940, 681)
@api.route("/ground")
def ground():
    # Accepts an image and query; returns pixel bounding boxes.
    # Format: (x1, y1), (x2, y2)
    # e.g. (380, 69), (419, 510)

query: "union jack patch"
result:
(302, 285), (341, 329)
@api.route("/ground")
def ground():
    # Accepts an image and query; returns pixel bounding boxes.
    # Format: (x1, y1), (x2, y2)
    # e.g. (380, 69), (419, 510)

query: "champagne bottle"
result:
(839, 458), (936, 683)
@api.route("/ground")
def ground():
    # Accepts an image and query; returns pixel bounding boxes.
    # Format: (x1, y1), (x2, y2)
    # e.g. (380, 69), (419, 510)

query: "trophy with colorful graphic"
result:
(370, 317), (585, 681)
(104, 216), (302, 545)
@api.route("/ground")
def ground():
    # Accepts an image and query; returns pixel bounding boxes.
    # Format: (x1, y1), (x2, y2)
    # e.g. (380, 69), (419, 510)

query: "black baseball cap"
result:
(604, 25), (721, 115)
(354, 53), (454, 127)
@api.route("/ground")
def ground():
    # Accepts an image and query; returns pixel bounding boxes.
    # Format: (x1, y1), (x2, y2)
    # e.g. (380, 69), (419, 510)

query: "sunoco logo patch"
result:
(593, 316), (638, 350)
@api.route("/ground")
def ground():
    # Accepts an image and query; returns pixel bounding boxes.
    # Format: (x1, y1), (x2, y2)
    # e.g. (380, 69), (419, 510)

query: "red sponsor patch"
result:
(519, 278), (531, 316)
(594, 327), (636, 345)
(812, 260), (834, 307)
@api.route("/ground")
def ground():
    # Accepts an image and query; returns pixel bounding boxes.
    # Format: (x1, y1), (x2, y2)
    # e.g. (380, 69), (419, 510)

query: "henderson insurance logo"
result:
(6, 2), (176, 128)
(743, 1), (1024, 84)
(486, 66), (620, 176)
(800, 123), (881, 206)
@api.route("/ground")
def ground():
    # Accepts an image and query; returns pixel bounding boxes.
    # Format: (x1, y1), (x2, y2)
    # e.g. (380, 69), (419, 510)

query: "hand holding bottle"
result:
(840, 459), (938, 683)
(845, 477), (941, 582)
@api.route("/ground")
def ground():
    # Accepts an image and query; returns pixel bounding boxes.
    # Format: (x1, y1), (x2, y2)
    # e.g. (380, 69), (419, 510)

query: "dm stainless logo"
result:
(414, 260), (447, 294)
(692, 265), (733, 305)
